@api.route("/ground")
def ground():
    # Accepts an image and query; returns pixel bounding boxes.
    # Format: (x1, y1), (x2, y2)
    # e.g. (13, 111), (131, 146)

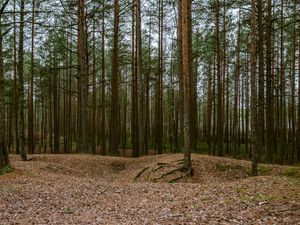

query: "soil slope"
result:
(0, 154), (299, 224)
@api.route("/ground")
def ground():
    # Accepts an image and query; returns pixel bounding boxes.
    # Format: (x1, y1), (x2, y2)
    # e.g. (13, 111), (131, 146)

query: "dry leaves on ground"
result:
(0, 154), (299, 224)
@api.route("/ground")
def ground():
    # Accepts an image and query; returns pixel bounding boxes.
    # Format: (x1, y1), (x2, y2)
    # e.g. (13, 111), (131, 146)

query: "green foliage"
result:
(196, 142), (209, 154)
(236, 188), (247, 193)
(239, 193), (276, 203)
(233, 144), (249, 160)
(257, 166), (272, 175)
(255, 193), (276, 202)
(283, 167), (300, 180)
(1, 164), (13, 175)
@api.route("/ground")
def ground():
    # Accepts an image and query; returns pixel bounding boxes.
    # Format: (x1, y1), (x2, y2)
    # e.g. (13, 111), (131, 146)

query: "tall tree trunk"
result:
(28, 0), (35, 154)
(216, 0), (223, 156)
(207, 64), (212, 155)
(245, 56), (250, 155)
(67, 34), (73, 153)
(257, 0), (265, 161)
(100, 3), (106, 155)
(297, 18), (300, 162)
(0, 0), (10, 170)
(137, 0), (144, 156)
(181, 0), (192, 175)
(91, 18), (96, 154)
(223, 1), (229, 155)
(289, 1), (296, 163)
(131, 1), (139, 157)
(77, 0), (89, 153)
(109, 0), (120, 155)
(48, 77), (53, 154)
(189, 5), (197, 153)
(265, 0), (274, 163)
(250, 0), (258, 176)
(233, 17), (241, 156)
(155, 0), (163, 154)
(13, 0), (19, 154)
(144, 11), (152, 155)
(53, 58), (59, 154)
(18, 0), (27, 161)
(279, 0), (286, 164)
(178, 0), (184, 152)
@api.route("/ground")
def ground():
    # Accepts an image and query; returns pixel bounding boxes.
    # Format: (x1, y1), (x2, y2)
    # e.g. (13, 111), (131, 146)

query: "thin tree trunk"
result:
(265, 0), (274, 163)
(207, 64), (212, 155)
(91, 18), (96, 154)
(155, 0), (163, 154)
(137, 0), (144, 155)
(250, 0), (258, 176)
(101, 3), (106, 155)
(297, 18), (300, 162)
(13, 0), (19, 154)
(216, 0), (223, 156)
(257, 0), (264, 161)
(18, 0), (27, 161)
(131, 1), (139, 157)
(289, 1), (296, 163)
(233, 17), (241, 157)
(28, 0), (35, 154)
(144, 11), (152, 155)
(178, 0), (184, 152)
(53, 58), (59, 154)
(279, 0), (286, 164)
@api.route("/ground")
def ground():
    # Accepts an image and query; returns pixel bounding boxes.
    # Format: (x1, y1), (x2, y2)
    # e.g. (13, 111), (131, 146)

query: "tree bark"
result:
(265, 0), (274, 163)
(216, 0), (223, 156)
(250, 0), (258, 176)
(257, 0), (265, 162)
(18, 0), (27, 161)
(0, 1), (10, 170)
(28, 0), (35, 154)
(100, 2), (106, 155)
(77, 0), (89, 153)
(109, 0), (120, 155)
(181, 0), (192, 175)
(155, 0), (164, 154)
(131, 1), (139, 157)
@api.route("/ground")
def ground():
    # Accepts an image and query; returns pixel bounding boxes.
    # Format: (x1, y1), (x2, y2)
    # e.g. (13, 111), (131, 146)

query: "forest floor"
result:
(0, 153), (299, 225)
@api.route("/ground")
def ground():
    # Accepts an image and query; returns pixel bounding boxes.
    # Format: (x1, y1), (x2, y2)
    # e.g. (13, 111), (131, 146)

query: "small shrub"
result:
(1, 165), (13, 175)
(283, 167), (300, 179)
(257, 166), (272, 175)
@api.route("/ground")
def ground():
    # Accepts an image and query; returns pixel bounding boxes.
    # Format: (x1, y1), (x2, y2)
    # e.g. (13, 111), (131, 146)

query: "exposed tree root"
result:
(152, 166), (185, 182)
(168, 175), (184, 183)
(134, 167), (149, 180)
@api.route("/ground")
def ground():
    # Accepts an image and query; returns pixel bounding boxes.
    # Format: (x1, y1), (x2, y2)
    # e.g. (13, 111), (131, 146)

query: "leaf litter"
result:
(0, 153), (299, 224)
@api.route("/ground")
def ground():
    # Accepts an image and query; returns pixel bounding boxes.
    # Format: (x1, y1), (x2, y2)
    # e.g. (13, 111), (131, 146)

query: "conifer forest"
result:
(0, 1), (300, 224)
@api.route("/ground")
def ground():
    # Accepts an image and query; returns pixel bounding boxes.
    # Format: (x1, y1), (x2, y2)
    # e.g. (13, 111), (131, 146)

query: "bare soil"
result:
(0, 154), (299, 224)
